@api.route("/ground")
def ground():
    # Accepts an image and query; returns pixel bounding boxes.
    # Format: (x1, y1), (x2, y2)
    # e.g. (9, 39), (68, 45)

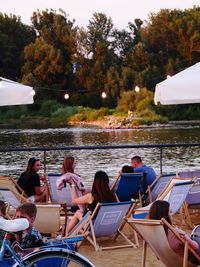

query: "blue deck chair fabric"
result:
(87, 201), (138, 250)
(133, 179), (193, 222)
(177, 170), (200, 206)
(115, 173), (144, 202)
(167, 181), (193, 214)
(148, 173), (175, 203)
(186, 178), (200, 206)
(177, 170), (200, 179)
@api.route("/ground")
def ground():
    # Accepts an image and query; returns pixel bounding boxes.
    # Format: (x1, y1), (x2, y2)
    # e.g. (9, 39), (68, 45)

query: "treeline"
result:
(0, 7), (200, 122)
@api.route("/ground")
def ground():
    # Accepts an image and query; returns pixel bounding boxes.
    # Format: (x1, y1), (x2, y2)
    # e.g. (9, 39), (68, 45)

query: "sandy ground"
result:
(78, 212), (200, 267)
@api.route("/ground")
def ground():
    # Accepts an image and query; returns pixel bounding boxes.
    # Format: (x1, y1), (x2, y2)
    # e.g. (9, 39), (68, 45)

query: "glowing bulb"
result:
(167, 75), (171, 79)
(101, 92), (107, 98)
(135, 86), (140, 92)
(64, 93), (69, 100)
(31, 89), (36, 96)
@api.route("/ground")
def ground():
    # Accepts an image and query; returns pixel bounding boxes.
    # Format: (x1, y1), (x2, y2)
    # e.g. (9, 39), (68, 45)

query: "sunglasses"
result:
(29, 157), (40, 164)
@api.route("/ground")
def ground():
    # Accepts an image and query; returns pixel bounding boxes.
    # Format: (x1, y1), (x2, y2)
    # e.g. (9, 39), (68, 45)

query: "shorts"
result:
(28, 195), (35, 202)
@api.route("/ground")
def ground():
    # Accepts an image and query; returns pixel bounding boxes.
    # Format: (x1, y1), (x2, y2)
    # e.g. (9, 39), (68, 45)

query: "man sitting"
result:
(131, 156), (157, 187)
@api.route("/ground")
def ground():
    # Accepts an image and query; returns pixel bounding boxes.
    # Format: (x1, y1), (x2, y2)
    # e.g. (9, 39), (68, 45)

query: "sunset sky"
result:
(1, 0), (199, 29)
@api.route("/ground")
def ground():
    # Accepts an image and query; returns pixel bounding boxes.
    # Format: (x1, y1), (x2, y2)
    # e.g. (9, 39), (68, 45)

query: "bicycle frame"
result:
(0, 233), (25, 267)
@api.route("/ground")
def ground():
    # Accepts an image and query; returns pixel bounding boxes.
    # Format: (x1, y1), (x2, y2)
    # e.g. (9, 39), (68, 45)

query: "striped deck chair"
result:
(113, 173), (145, 203)
(127, 218), (200, 267)
(86, 201), (138, 251)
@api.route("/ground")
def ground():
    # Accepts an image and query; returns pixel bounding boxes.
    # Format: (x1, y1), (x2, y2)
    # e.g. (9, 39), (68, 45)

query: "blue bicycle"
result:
(0, 217), (95, 267)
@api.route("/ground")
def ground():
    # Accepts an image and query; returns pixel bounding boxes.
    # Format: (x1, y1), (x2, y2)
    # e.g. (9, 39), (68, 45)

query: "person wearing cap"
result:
(17, 157), (46, 202)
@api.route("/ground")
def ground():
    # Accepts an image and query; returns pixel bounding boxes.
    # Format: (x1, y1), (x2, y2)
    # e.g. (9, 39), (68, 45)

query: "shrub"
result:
(69, 107), (109, 122)
(52, 106), (80, 122)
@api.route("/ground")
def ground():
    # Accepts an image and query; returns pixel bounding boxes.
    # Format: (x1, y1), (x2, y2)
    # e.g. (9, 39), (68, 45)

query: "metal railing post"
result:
(43, 150), (46, 173)
(160, 147), (163, 174)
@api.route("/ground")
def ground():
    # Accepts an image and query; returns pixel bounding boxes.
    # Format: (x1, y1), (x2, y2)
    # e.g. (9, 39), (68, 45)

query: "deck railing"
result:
(1, 143), (200, 174)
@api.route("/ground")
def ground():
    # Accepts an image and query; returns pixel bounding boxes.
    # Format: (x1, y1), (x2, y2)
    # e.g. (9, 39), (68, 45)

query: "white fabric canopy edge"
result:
(154, 62), (200, 105)
(0, 77), (34, 106)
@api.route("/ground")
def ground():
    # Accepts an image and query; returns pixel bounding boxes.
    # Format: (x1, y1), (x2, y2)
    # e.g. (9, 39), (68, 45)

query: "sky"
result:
(1, 0), (200, 30)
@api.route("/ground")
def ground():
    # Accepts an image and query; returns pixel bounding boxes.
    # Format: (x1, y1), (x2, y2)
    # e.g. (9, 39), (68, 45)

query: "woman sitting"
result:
(65, 170), (118, 235)
(148, 200), (200, 263)
(17, 157), (46, 202)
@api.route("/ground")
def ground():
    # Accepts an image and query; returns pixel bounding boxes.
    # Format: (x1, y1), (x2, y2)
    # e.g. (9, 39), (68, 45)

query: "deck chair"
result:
(0, 176), (27, 198)
(177, 170), (200, 207)
(114, 173), (145, 202)
(185, 178), (200, 207)
(47, 173), (76, 210)
(127, 218), (200, 267)
(34, 204), (63, 237)
(0, 187), (27, 209)
(177, 170), (200, 179)
(133, 179), (194, 225)
(146, 173), (176, 203)
(86, 201), (138, 251)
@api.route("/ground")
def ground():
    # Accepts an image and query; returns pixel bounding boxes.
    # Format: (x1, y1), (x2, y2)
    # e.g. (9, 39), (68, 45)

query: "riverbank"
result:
(69, 116), (200, 129)
(0, 116), (200, 130)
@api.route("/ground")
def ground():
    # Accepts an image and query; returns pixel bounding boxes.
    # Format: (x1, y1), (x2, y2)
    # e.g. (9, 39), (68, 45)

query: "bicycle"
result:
(0, 217), (95, 267)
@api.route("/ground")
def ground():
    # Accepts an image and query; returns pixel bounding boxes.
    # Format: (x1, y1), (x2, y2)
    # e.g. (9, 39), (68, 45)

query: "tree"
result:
(0, 13), (35, 80)
(22, 9), (77, 100)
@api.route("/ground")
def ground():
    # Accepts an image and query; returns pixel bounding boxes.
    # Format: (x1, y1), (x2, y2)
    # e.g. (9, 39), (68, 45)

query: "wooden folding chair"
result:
(86, 201), (138, 251)
(127, 218), (200, 267)
(146, 173), (175, 203)
(34, 203), (64, 238)
(0, 176), (27, 198)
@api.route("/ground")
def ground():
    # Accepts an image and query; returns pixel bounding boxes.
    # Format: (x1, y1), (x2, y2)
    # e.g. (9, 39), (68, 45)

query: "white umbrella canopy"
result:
(154, 62), (200, 105)
(0, 77), (34, 106)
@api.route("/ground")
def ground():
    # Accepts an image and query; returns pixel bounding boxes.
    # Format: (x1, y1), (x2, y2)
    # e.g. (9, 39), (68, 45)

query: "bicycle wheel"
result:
(12, 248), (95, 267)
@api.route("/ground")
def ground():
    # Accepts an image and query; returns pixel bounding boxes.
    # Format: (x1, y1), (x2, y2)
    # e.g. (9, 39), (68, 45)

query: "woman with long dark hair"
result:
(65, 170), (118, 235)
(17, 157), (46, 202)
(149, 200), (199, 262)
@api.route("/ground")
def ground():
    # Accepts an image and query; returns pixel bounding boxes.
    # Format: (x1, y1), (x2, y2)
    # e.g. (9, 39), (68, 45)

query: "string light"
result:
(167, 75), (171, 79)
(31, 89), (36, 96)
(64, 93), (69, 100)
(101, 92), (107, 98)
(135, 86), (140, 92)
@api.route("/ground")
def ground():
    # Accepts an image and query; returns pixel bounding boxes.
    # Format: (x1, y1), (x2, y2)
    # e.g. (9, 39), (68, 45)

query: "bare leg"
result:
(34, 189), (47, 202)
(65, 209), (83, 235)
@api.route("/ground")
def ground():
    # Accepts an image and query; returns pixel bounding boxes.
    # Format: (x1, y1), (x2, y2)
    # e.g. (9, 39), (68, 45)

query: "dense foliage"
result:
(0, 7), (200, 122)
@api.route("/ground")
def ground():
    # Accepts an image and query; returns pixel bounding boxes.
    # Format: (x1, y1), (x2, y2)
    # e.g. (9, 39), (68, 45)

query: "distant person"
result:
(149, 200), (200, 263)
(65, 171), (118, 235)
(111, 165), (134, 192)
(15, 202), (43, 249)
(131, 156), (156, 187)
(121, 165), (134, 173)
(17, 157), (46, 202)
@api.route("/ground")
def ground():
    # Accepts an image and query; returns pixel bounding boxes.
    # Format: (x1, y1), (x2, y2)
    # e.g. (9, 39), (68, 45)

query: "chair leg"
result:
(142, 240), (147, 267)
(183, 241), (188, 267)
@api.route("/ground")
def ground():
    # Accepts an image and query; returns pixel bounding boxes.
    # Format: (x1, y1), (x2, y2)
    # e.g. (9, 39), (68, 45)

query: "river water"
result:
(0, 125), (200, 186)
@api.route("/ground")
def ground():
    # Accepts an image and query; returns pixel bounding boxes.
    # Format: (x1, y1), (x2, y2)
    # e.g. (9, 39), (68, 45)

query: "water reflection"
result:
(0, 126), (200, 185)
